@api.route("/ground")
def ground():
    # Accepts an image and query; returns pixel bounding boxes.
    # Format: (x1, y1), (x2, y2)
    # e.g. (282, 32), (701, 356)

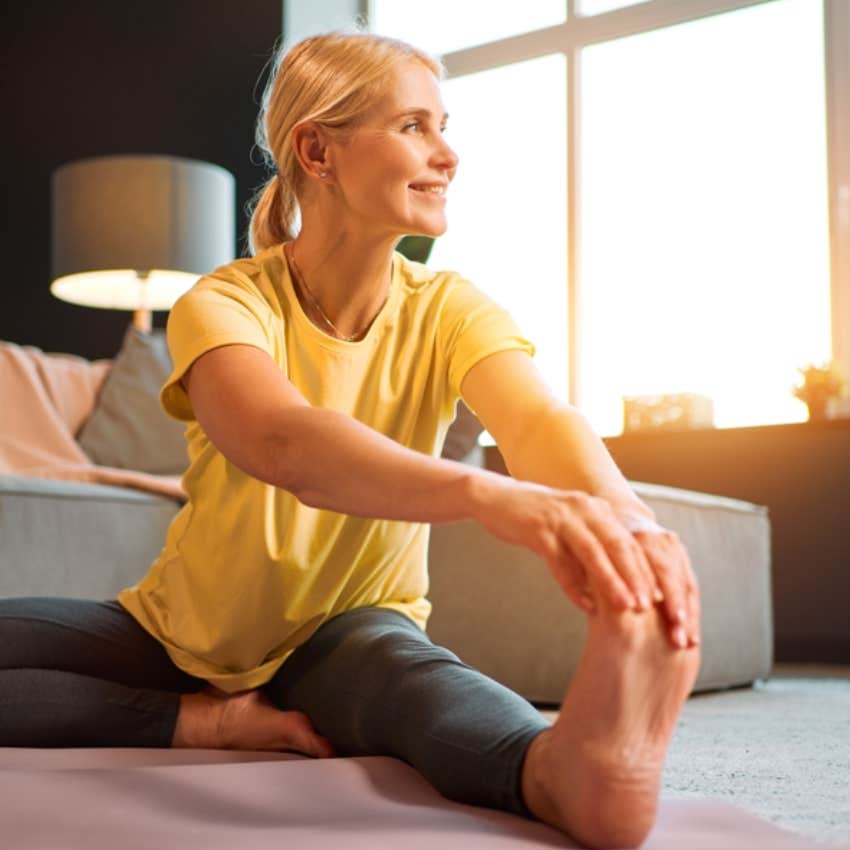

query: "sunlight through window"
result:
(579, 0), (829, 434)
(429, 55), (569, 402)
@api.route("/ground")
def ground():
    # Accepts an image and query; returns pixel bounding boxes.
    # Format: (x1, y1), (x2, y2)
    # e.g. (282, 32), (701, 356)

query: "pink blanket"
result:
(0, 340), (185, 500)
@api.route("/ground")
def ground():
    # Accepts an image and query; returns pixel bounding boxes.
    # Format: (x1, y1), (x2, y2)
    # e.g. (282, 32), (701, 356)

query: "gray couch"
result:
(0, 462), (772, 700)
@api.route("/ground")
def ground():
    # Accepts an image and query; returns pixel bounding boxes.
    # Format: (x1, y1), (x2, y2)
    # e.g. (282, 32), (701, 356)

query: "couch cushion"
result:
(0, 474), (180, 600)
(77, 326), (188, 475)
(442, 401), (483, 461)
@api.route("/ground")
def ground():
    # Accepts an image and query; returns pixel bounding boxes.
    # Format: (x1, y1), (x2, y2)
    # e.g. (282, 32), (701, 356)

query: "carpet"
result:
(662, 664), (850, 845)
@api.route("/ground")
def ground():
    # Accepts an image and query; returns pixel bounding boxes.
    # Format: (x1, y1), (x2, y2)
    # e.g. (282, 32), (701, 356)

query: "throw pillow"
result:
(78, 326), (188, 475)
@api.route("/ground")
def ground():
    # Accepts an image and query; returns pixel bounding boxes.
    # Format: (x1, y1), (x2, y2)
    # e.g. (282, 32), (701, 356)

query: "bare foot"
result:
(522, 604), (700, 849)
(172, 687), (335, 757)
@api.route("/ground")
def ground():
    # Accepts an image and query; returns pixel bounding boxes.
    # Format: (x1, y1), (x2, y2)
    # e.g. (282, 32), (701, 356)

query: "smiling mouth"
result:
(409, 183), (446, 195)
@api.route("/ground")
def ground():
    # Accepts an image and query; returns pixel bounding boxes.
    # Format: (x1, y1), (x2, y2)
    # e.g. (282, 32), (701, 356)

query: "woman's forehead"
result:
(376, 60), (446, 118)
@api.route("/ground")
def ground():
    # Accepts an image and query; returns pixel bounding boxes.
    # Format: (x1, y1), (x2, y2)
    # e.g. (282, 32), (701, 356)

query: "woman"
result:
(0, 33), (700, 848)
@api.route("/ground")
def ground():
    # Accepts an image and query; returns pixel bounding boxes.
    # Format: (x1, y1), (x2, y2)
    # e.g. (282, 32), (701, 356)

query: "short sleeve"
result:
(439, 278), (536, 400)
(160, 273), (276, 421)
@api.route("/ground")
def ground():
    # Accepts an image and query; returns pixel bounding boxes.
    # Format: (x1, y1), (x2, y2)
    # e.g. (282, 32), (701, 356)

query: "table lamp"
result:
(50, 154), (235, 331)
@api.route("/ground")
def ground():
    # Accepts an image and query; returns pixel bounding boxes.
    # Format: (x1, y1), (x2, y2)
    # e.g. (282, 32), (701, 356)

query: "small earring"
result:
(319, 171), (328, 179)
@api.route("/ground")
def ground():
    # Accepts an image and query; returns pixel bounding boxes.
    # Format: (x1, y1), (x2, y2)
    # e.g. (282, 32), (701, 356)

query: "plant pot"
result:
(806, 399), (829, 421)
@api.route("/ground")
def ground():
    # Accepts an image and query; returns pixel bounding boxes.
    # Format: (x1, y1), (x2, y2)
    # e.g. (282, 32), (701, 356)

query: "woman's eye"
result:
(402, 121), (421, 132)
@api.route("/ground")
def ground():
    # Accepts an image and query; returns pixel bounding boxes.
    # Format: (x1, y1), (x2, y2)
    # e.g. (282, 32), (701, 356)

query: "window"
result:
(371, 0), (846, 435)
(579, 0), (829, 433)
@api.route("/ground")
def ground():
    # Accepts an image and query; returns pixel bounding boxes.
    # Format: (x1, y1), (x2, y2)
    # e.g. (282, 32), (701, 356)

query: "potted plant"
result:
(792, 360), (847, 421)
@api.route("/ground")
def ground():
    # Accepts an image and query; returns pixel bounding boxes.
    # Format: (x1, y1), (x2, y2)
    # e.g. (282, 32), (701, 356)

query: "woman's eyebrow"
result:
(392, 107), (450, 123)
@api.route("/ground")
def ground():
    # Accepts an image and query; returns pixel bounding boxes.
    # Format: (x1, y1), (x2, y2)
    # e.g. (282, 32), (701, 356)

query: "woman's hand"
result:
(471, 476), (699, 649)
(626, 518), (701, 649)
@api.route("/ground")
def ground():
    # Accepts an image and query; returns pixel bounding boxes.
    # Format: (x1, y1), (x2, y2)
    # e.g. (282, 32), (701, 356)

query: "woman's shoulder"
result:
(394, 252), (497, 313)
(207, 244), (285, 288)
(187, 244), (286, 306)
(394, 251), (469, 295)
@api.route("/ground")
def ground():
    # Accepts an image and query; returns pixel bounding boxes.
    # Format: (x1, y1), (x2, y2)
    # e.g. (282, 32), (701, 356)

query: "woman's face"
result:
(327, 59), (459, 240)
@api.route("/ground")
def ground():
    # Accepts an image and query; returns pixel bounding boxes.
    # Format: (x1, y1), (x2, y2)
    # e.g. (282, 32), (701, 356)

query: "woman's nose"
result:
(432, 135), (459, 174)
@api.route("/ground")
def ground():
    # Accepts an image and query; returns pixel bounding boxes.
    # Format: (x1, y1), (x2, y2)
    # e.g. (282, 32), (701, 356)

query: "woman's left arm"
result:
(461, 349), (700, 645)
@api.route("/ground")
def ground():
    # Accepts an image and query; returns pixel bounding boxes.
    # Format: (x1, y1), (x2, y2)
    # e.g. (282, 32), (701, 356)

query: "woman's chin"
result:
(408, 219), (448, 239)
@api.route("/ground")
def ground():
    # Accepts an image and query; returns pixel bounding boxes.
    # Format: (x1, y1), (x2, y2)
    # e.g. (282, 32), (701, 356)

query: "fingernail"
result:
(674, 626), (688, 648)
(635, 591), (650, 611)
(654, 587), (665, 602)
(677, 606), (687, 623)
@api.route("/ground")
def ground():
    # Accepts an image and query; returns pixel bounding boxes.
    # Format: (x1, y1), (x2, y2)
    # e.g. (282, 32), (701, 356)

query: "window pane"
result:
(370, 0), (566, 57)
(579, 0), (829, 436)
(578, 0), (646, 15)
(431, 55), (568, 401)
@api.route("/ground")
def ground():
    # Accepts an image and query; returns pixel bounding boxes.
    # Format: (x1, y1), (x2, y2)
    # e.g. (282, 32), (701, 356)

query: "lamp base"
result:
(132, 309), (152, 333)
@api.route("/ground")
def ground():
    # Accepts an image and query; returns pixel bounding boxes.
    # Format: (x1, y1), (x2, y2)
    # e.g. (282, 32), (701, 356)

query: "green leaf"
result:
(396, 235), (435, 264)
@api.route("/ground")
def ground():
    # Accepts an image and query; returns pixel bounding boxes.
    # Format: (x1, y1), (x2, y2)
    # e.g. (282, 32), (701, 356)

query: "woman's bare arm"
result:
(458, 349), (654, 521)
(182, 343), (496, 524)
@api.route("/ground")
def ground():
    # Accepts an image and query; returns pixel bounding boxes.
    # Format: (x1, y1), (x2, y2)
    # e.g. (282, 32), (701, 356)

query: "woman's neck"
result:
(286, 230), (397, 341)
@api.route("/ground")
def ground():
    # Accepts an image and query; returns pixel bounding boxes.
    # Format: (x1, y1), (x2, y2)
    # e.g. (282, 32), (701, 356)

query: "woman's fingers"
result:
(634, 529), (700, 648)
(530, 526), (598, 614)
(581, 510), (662, 612)
(555, 498), (638, 611)
(681, 547), (701, 647)
(480, 480), (695, 630)
(555, 493), (664, 613)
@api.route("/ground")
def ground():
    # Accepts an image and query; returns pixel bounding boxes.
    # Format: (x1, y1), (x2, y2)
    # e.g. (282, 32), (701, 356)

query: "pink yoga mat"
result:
(0, 751), (840, 849)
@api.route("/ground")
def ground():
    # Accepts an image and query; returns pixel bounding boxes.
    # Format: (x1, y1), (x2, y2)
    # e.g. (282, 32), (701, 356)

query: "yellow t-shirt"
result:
(117, 244), (535, 693)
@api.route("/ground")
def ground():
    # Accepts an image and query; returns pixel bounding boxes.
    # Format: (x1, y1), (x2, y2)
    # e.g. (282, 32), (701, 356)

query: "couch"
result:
(0, 328), (773, 699)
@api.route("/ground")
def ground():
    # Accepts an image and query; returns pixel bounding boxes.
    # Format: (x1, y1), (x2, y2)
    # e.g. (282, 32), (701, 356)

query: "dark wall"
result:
(2, 1), (283, 359)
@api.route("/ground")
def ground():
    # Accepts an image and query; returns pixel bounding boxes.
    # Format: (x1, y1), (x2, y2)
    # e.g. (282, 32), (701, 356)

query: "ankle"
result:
(520, 730), (562, 826)
(171, 691), (223, 748)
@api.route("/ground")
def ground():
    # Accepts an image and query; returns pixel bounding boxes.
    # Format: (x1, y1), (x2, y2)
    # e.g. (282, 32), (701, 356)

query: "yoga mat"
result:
(0, 751), (842, 849)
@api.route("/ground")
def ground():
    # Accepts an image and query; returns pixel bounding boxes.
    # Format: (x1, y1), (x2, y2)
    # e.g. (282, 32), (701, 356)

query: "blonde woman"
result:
(0, 33), (700, 848)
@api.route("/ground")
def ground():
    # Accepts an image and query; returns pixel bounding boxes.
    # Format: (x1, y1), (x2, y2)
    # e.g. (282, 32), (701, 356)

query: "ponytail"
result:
(247, 174), (298, 256)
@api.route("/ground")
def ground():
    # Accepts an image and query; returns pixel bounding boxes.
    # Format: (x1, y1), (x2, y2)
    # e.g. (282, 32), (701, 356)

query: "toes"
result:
(284, 711), (336, 758)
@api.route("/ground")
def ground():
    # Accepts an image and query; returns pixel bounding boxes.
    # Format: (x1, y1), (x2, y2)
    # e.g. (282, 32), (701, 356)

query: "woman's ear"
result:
(292, 120), (331, 181)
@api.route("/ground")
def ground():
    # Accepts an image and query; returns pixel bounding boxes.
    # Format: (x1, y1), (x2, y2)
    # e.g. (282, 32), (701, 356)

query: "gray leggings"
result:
(0, 597), (549, 818)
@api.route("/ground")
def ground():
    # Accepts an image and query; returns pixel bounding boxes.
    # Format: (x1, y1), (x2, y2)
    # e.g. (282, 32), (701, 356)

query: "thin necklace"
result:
(287, 244), (389, 342)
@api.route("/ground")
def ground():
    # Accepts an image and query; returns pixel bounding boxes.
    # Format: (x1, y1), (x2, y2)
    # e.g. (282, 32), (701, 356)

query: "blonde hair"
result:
(246, 32), (443, 255)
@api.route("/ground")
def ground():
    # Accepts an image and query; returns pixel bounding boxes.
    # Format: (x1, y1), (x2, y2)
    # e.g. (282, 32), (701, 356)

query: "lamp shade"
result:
(50, 154), (235, 312)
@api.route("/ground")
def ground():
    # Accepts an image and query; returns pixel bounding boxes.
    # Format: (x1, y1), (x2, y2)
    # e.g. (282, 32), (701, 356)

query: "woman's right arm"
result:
(184, 343), (648, 616)
(183, 343), (500, 524)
